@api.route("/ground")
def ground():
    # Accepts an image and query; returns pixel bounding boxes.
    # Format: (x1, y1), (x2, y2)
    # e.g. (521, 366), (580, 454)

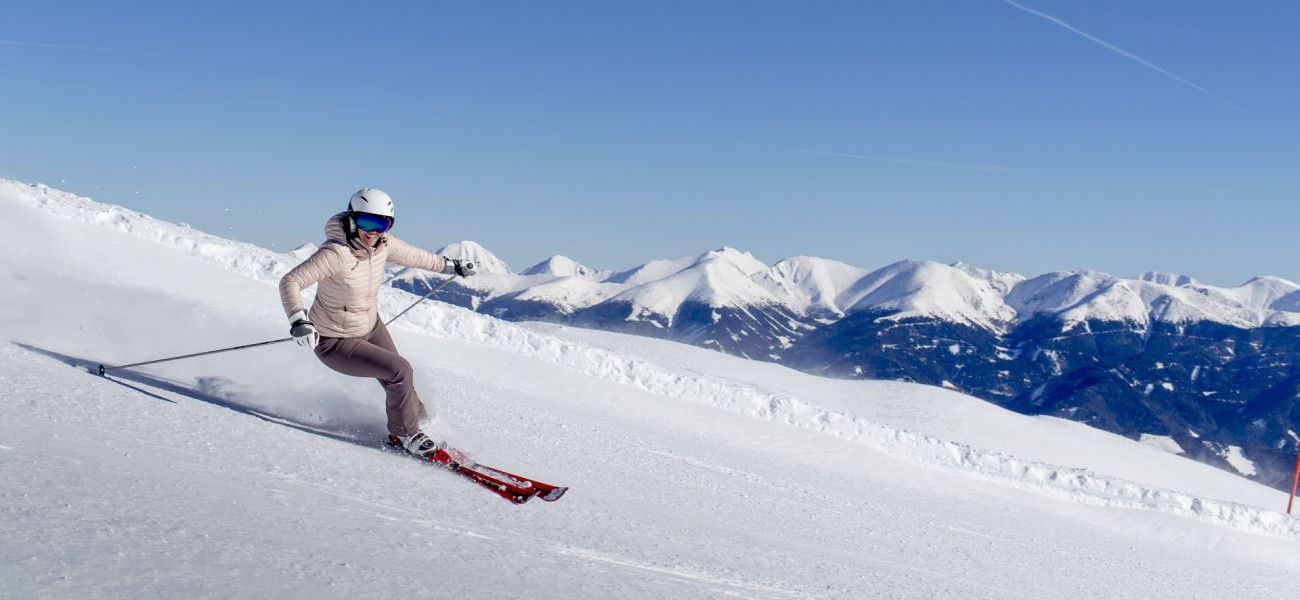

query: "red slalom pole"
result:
(1288, 446), (1300, 514)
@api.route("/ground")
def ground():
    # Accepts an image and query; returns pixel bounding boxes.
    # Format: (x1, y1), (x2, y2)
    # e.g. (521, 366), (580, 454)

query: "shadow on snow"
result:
(14, 341), (380, 450)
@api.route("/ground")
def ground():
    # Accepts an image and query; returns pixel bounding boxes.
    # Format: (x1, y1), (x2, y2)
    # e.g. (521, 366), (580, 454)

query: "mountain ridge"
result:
(426, 241), (1300, 330)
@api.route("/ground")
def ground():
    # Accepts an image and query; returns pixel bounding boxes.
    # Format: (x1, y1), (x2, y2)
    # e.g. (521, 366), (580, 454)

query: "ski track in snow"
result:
(8, 179), (1299, 544)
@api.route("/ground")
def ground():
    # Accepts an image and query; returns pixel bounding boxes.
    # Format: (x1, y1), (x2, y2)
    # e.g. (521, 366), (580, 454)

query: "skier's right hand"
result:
(288, 310), (319, 349)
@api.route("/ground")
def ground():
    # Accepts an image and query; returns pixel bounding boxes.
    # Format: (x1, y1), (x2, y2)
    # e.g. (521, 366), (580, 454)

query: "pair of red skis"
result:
(390, 437), (567, 504)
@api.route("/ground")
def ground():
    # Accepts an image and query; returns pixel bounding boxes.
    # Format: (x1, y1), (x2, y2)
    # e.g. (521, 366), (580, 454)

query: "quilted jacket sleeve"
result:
(384, 234), (449, 273)
(278, 244), (347, 317)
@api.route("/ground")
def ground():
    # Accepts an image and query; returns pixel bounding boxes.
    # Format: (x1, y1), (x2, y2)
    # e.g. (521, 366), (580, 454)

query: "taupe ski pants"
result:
(313, 318), (429, 437)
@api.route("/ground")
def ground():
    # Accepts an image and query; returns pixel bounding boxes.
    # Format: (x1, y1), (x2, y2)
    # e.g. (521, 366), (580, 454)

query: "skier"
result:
(278, 188), (475, 458)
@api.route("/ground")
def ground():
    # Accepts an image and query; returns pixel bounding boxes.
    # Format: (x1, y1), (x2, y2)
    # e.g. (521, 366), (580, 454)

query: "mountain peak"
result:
(696, 247), (769, 276)
(521, 255), (613, 280)
(437, 241), (511, 274)
(843, 260), (1019, 328)
(1136, 271), (1199, 287)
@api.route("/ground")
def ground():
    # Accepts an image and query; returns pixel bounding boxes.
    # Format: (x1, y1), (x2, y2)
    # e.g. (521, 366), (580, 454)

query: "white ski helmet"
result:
(349, 188), (394, 218)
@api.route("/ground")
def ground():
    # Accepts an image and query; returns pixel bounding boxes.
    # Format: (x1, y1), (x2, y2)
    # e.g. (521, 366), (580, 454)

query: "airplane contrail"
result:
(1001, 0), (1240, 111)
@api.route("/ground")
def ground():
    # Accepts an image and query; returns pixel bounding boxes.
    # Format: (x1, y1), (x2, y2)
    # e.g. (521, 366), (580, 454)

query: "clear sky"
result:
(3, 1), (1297, 287)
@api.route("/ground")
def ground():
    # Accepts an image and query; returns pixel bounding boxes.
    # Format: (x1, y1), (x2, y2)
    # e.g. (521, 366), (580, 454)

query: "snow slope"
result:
(4, 179), (1300, 599)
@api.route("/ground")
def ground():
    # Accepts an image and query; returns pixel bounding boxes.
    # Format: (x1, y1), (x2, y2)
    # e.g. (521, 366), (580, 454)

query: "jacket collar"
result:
(325, 212), (386, 257)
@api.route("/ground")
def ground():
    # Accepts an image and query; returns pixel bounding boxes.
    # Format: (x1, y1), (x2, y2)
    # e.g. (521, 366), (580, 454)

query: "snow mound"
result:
(4, 180), (299, 285)
(289, 243), (318, 260)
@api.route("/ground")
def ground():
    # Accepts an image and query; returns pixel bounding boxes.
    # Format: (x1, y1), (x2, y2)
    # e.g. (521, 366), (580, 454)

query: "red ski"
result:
(470, 460), (568, 502)
(388, 437), (568, 504)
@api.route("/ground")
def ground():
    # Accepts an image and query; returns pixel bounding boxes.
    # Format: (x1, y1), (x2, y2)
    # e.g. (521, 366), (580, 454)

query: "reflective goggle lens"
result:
(354, 212), (393, 233)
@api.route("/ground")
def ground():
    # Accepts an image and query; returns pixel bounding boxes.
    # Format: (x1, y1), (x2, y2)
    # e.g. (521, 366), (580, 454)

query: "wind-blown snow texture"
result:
(3, 179), (1300, 599)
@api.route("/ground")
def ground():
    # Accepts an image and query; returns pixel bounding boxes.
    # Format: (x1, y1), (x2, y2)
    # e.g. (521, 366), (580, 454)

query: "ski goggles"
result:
(352, 212), (394, 234)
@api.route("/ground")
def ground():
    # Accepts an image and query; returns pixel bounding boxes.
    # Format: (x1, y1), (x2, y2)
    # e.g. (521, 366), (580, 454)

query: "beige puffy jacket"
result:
(279, 212), (449, 338)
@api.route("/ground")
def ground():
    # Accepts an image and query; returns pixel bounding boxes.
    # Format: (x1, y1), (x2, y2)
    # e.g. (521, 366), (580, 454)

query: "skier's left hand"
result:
(446, 258), (476, 278)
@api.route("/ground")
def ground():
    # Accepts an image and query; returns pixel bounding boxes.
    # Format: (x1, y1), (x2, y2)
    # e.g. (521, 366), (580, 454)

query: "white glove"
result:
(444, 258), (476, 278)
(288, 309), (319, 349)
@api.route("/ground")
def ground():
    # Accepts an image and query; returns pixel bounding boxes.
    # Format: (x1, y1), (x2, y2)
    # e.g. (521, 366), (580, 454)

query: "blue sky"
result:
(3, 1), (1298, 287)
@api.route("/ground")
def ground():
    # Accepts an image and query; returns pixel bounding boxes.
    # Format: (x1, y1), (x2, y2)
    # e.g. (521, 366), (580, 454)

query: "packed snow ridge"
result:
(7, 178), (1300, 542)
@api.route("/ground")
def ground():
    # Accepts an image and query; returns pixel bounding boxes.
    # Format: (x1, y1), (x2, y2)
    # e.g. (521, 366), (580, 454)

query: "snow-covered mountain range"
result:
(412, 242), (1300, 332)
(395, 235), (1300, 491)
(5, 178), (1300, 598)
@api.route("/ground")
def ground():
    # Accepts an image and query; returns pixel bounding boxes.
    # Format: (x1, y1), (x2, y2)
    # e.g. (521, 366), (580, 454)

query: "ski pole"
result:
(382, 271), (461, 327)
(96, 270), (466, 377)
(97, 338), (292, 376)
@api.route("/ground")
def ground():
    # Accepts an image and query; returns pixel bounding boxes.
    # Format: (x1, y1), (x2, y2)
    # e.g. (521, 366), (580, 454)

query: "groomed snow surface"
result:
(3, 179), (1300, 599)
